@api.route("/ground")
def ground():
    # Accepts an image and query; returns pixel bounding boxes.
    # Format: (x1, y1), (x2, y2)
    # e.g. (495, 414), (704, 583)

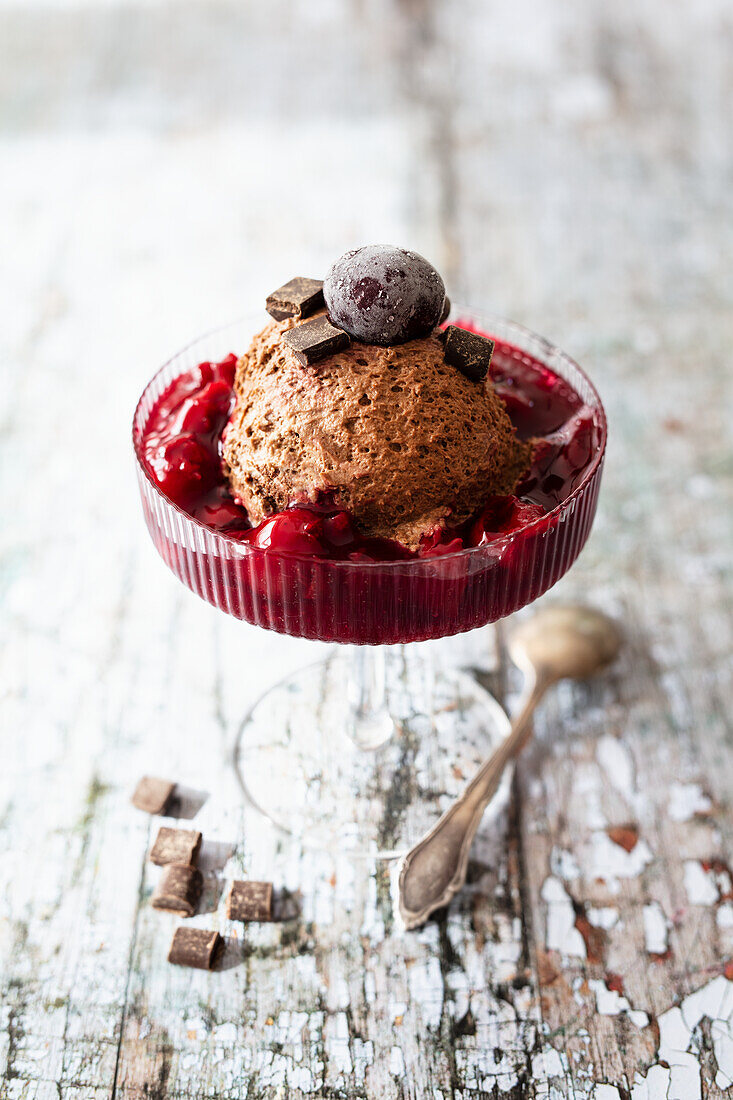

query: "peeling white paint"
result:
(587, 906), (619, 930)
(389, 1000), (408, 1024)
(541, 876), (586, 958)
(325, 1013), (352, 1075)
(684, 859), (719, 905)
(680, 975), (733, 1033)
(572, 763), (607, 830)
(632, 977), (733, 1100)
(657, 1006), (703, 1099)
(631, 1063), (672, 1099)
(588, 831), (653, 880)
(717, 902), (733, 929)
(184, 1015), (208, 1039)
(551, 846), (581, 880)
(213, 1022), (238, 1044)
(668, 781), (712, 822)
(712, 1015), (733, 1089)
(596, 736), (635, 800)
(571, 975), (585, 1006)
(714, 865), (732, 897)
(531, 1045), (567, 1079)
(389, 1045), (405, 1076)
(407, 956), (444, 1029)
(589, 979), (649, 1029)
(642, 901), (669, 954)
(592, 1085), (623, 1100)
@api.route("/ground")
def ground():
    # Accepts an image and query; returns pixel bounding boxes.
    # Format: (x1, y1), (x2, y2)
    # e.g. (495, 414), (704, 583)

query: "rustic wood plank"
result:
(1, 0), (732, 1096)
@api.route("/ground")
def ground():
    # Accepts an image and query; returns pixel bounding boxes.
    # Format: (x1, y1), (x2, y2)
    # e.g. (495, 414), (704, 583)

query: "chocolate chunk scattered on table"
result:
(152, 863), (203, 917)
(266, 277), (324, 321)
(442, 324), (495, 382)
(149, 826), (202, 867)
(282, 314), (350, 366)
(226, 880), (273, 922)
(168, 927), (222, 970)
(131, 776), (176, 816)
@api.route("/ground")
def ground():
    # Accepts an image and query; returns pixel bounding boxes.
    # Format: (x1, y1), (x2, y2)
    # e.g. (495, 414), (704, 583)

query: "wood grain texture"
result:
(1, 0), (732, 1096)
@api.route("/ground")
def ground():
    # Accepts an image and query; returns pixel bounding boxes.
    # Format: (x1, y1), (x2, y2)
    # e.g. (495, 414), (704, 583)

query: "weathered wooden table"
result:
(2, 1), (732, 1096)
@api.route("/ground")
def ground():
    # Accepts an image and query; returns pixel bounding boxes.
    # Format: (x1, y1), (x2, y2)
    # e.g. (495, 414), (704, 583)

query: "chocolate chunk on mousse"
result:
(168, 927), (222, 970)
(131, 776), (176, 816)
(152, 863), (203, 917)
(442, 325), (495, 383)
(225, 880), (273, 922)
(150, 826), (202, 867)
(266, 277), (324, 321)
(282, 314), (350, 366)
(440, 295), (451, 323)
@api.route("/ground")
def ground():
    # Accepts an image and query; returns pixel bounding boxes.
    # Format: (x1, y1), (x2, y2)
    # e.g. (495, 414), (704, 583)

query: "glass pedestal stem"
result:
(344, 645), (397, 750)
(232, 644), (511, 855)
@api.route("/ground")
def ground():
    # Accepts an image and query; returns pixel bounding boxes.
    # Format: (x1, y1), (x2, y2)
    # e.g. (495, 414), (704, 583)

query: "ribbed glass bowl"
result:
(132, 311), (606, 645)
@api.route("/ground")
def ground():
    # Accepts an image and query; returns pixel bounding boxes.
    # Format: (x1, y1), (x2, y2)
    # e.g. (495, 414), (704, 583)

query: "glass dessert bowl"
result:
(133, 292), (606, 856)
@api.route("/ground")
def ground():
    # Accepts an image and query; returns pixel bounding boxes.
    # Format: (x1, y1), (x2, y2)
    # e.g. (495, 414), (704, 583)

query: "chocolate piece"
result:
(439, 296), (451, 324)
(266, 277), (324, 321)
(149, 826), (202, 867)
(225, 880), (273, 922)
(442, 324), (495, 383)
(282, 315), (350, 366)
(152, 863), (203, 917)
(168, 927), (222, 970)
(131, 776), (176, 816)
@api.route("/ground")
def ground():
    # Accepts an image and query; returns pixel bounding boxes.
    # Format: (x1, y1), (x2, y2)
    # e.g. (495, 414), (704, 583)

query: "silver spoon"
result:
(397, 605), (622, 930)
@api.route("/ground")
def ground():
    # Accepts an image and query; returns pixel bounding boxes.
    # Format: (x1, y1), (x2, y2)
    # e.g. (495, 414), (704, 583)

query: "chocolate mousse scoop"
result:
(223, 258), (531, 549)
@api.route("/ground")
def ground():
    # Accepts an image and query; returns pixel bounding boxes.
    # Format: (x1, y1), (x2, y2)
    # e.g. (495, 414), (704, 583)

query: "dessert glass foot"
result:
(232, 643), (511, 857)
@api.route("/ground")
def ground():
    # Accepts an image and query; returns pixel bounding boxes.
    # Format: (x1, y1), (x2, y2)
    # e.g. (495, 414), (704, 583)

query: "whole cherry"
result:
(323, 245), (445, 346)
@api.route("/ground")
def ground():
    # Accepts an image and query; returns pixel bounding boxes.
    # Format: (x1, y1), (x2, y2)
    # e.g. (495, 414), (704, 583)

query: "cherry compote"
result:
(141, 337), (600, 562)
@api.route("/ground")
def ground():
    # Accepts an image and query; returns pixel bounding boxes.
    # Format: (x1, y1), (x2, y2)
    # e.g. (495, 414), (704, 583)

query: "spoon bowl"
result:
(509, 605), (623, 683)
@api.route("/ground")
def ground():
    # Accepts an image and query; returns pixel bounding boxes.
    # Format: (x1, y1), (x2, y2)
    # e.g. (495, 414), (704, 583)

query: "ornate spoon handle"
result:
(397, 672), (550, 930)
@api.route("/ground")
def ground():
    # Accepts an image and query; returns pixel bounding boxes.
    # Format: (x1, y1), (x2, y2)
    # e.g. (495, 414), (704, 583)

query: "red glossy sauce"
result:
(141, 341), (600, 562)
(137, 328), (605, 642)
